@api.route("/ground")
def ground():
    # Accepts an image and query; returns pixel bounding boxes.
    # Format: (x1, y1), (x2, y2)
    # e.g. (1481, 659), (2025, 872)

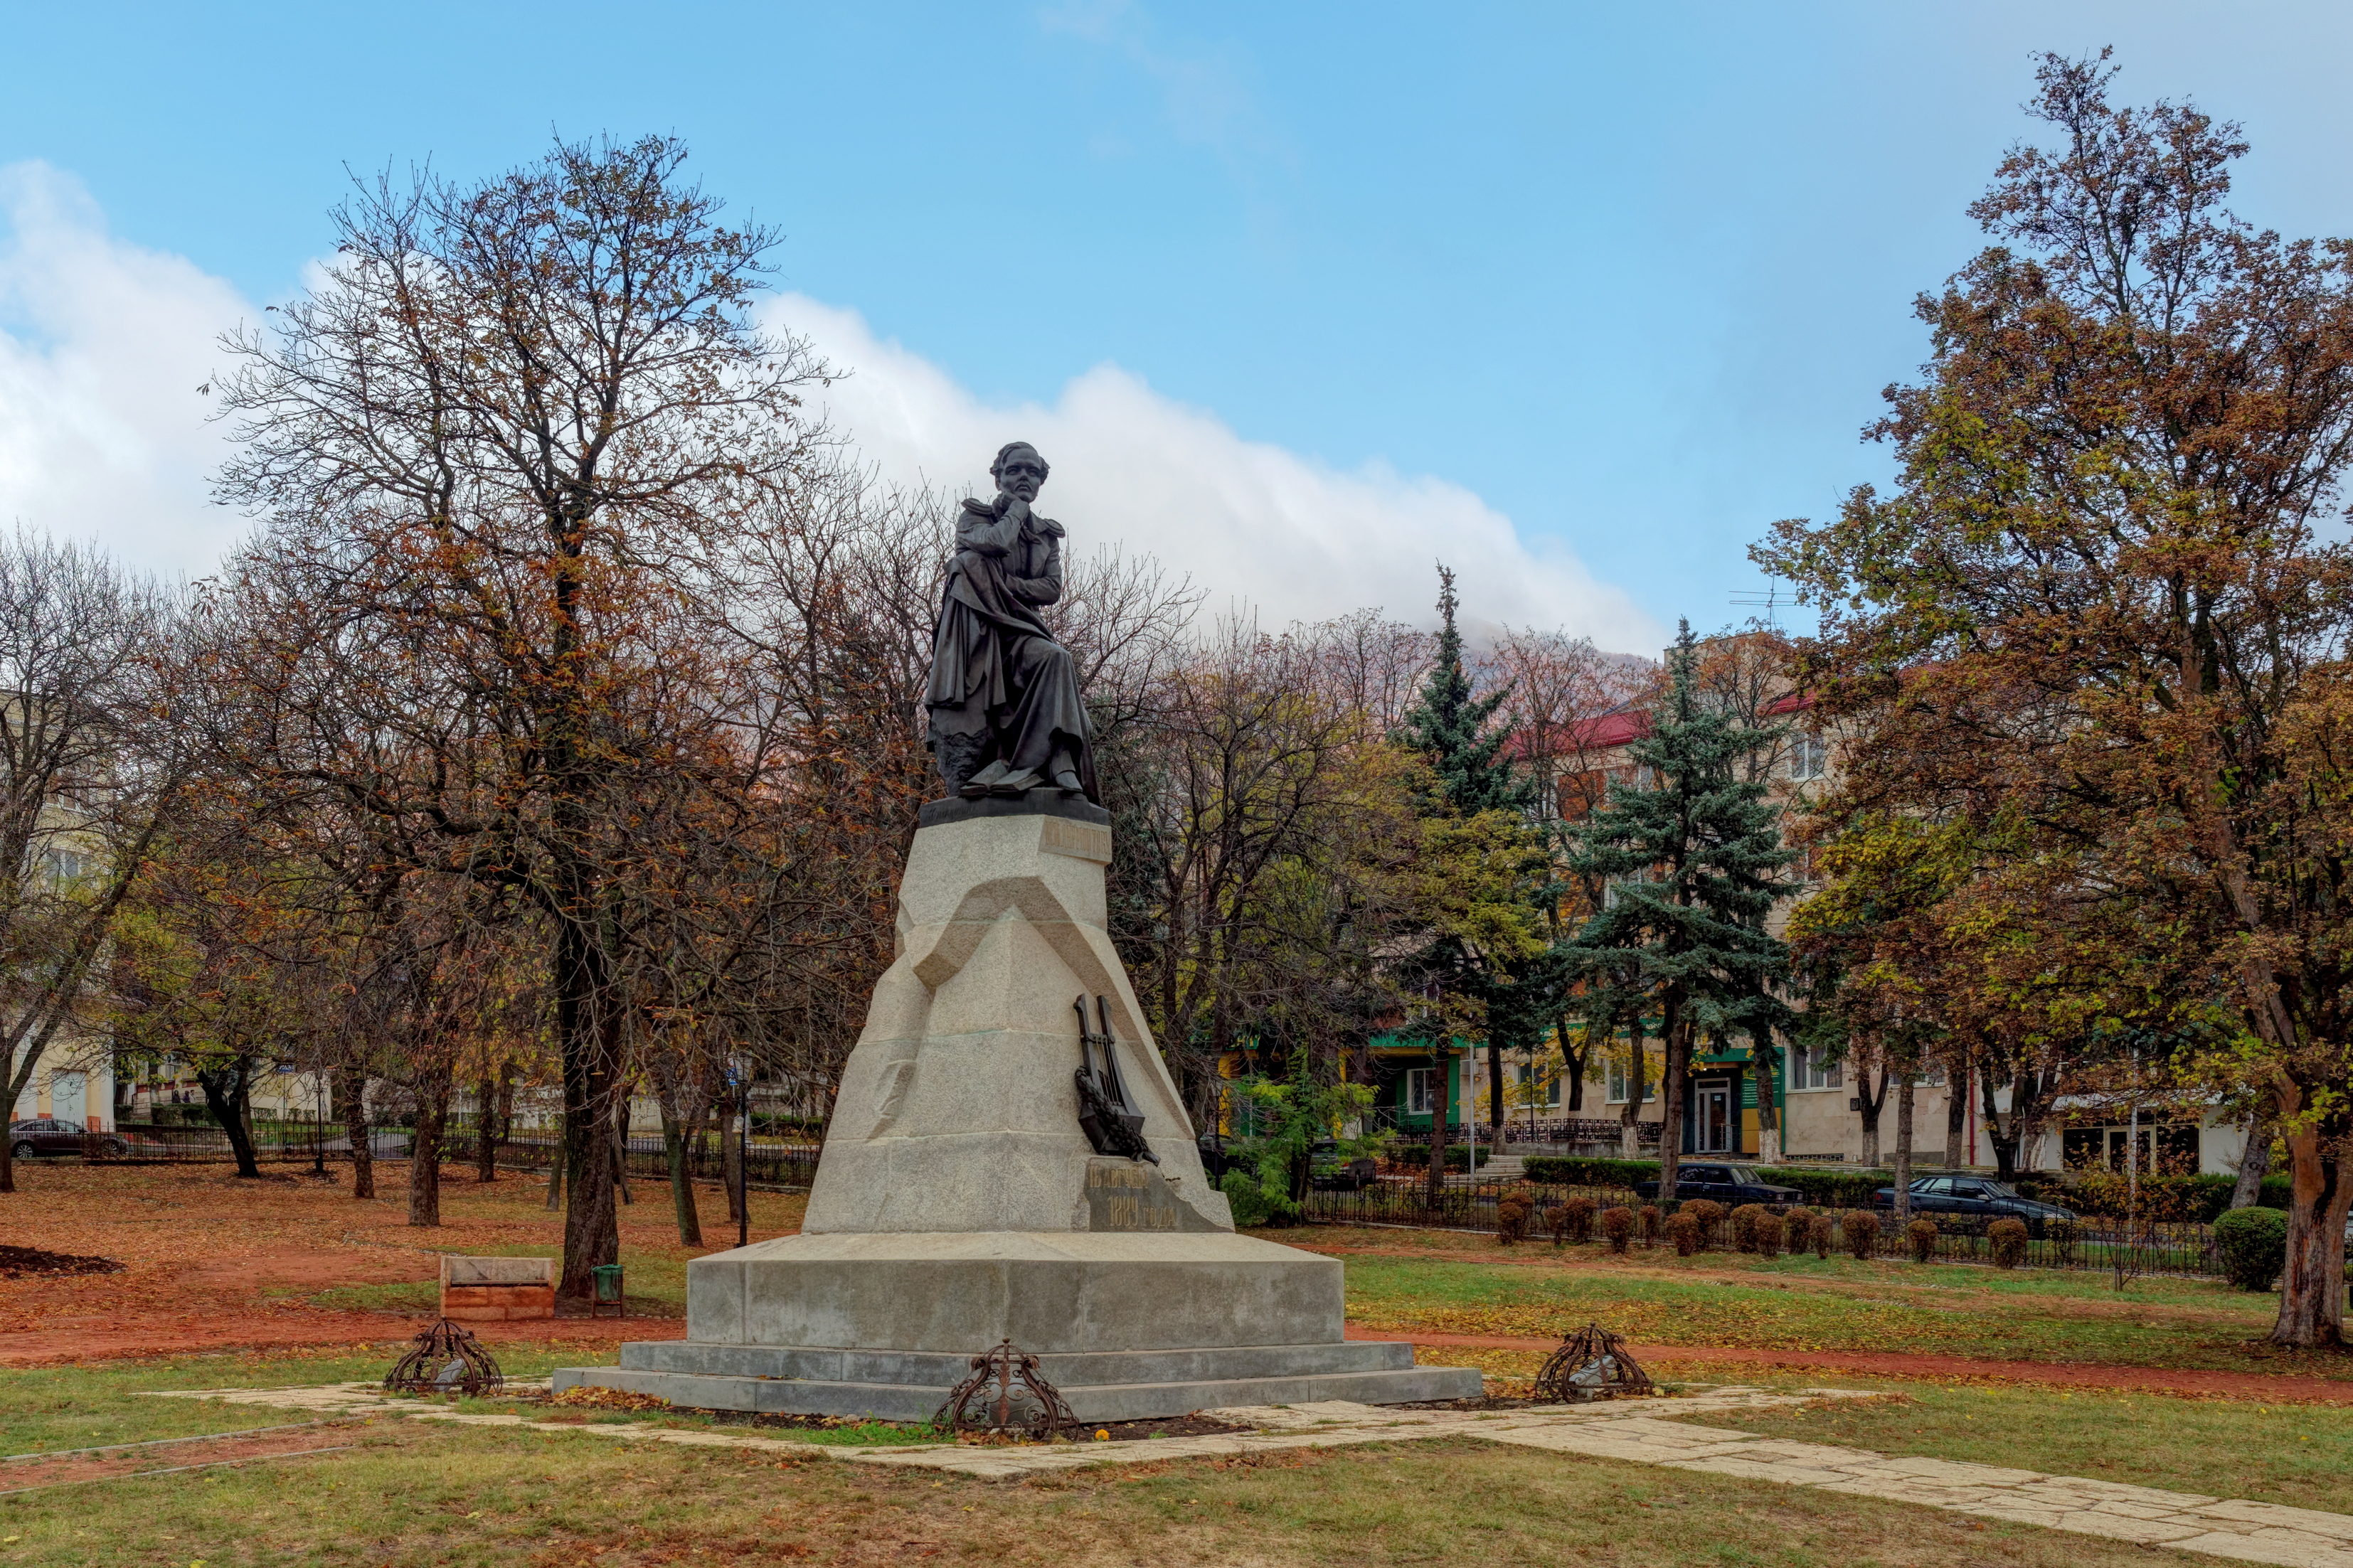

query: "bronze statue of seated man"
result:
(924, 441), (1098, 800)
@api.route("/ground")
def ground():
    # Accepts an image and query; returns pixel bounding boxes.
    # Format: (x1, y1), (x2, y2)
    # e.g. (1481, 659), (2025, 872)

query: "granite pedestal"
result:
(554, 794), (1478, 1419)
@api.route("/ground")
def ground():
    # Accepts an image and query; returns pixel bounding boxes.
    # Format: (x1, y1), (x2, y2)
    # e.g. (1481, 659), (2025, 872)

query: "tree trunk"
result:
(1891, 1071), (1916, 1224)
(409, 1058), (451, 1227)
(0, 1045), (14, 1195)
(1561, 1015), (1586, 1114)
(338, 1065), (375, 1199)
(1656, 1003), (1687, 1203)
(1618, 1018), (1647, 1159)
(1945, 1054), (1968, 1168)
(1857, 1066), (1885, 1168)
(196, 1060), (262, 1179)
(723, 1092), (745, 1224)
(545, 1116), (565, 1210)
(1978, 1059), (2018, 1183)
(2231, 1112), (2273, 1210)
(1424, 1042), (1448, 1208)
(474, 1072), (499, 1183)
(662, 1104), (703, 1247)
(1487, 1040), (1505, 1153)
(555, 909), (623, 1301)
(612, 1111), (634, 1206)
(2270, 1124), (2349, 1347)
(1753, 1038), (1781, 1166)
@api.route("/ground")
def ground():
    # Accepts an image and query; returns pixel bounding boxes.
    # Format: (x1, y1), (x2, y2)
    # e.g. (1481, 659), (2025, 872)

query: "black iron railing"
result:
(1295, 1178), (2227, 1278)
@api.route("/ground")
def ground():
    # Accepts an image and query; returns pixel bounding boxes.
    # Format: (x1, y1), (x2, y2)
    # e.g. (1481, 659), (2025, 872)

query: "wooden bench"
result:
(439, 1255), (555, 1321)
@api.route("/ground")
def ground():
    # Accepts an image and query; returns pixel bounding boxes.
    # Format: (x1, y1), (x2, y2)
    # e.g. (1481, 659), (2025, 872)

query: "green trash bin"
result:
(590, 1263), (625, 1318)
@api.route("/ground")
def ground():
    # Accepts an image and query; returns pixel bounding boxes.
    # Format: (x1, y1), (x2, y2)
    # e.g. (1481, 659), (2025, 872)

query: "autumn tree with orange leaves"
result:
(1760, 52), (2353, 1345)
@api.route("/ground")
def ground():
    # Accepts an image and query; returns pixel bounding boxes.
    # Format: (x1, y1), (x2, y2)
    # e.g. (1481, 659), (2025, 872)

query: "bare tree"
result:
(0, 533), (189, 1195)
(208, 136), (828, 1298)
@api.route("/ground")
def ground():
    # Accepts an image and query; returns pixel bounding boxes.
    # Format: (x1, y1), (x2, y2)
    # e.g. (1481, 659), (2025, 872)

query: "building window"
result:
(1788, 733), (1828, 782)
(1406, 1069), (1433, 1115)
(1791, 1045), (1842, 1092)
(1511, 1061), (1561, 1107)
(1605, 1055), (1652, 1105)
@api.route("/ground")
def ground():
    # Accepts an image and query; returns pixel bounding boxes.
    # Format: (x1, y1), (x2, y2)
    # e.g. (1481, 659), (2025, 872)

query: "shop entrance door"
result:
(1696, 1082), (1733, 1153)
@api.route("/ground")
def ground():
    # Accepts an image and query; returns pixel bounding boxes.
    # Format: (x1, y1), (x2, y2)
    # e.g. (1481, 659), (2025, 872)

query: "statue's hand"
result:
(998, 494), (1031, 526)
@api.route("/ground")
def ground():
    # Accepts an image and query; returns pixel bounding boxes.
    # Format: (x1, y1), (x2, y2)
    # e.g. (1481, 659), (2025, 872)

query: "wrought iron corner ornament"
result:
(1532, 1323), (1654, 1403)
(1073, 994), (1157, 1163)
(383, 1318), (506, 1397)
(935, 1340), (1081, 1441)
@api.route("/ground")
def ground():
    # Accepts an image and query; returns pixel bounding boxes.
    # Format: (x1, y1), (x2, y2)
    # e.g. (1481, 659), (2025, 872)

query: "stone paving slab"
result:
(144, 1381), (2353, 1567)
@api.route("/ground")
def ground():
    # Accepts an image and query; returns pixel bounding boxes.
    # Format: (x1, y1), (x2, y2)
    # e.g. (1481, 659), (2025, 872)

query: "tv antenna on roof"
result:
(1728, 586), (1780, 628)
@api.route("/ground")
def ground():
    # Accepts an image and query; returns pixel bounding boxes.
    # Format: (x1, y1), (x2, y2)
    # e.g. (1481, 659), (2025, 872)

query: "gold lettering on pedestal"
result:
(1040, 818), (1112, 863)
(1085, 1158), (1180, 1231)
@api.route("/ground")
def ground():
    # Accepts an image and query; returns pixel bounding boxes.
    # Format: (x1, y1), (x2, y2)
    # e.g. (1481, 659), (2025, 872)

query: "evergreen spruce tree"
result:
(1395, 566), (1525, 816)
(1566, 622), (1799, 1198)
(1395, 566), (1541, 1191)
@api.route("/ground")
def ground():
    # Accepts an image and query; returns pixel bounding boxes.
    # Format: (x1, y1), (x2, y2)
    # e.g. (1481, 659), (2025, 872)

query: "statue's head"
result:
(991, 441), (1048, 503)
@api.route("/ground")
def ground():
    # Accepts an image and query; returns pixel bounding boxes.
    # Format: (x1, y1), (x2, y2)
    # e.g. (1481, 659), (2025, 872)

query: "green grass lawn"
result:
(0, 1345), (613, 1458)
(1337, 1248), (2333, 1374)
(0, 1416), (2252, 1568)
(8, 1194), (2352, 1565)
(1670, 1378), (2353, 1515)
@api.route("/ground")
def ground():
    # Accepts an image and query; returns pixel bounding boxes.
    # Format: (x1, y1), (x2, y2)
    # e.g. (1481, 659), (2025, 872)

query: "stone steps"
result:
(560, 1351), (1475, 1424)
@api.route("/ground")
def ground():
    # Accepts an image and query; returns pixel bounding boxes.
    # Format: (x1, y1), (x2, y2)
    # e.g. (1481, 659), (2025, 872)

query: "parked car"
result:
(1309, 1143), (1379, 1192)
(1871, 1174), (2076, 1237)
(1633, 1162), (1805, 1207)
(8, 1118), (127, 1159)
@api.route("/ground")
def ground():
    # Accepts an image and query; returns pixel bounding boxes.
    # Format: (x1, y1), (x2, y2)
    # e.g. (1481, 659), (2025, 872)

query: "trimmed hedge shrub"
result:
(1808, 1212), (1834, 1259)
(1639, 1204), (1662, 1248)
(2213, 1205), (2289, 1292)
(1521, 1156), (1660, 1188)
(1600, 1205), (1637, 1254)
(2053, 1170), (2293, 1224)
(1987, 1217), (2028, 1269)
(1495, 1192), (1533, 1246)
(1682, 1200), (1725, 1248)
(1906, 1217), (1940, 1264)
(1728, 1203), (1766, 1253)
(1558, 1195), (1597, 1246)
(1844, 1209), (1879, 1259)
(1520, 1156), (1893, 1210)
(1664, 1211), (1700, 1257)
(1392, 1145), (1473, 1173)
(1754, 1210), (1784, 1257)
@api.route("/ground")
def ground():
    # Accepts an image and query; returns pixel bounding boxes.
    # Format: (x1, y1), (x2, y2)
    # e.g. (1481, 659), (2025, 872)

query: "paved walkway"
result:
(149, 1383), (2353, 1567)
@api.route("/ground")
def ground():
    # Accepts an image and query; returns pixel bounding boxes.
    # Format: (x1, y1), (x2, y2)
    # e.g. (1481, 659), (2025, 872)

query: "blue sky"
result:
(1, 1), (2348, 651)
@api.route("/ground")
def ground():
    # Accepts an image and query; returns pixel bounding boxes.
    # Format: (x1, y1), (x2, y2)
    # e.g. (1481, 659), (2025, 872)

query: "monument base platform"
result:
(553, 1338), (1477, 1422)
(549, 1230), (1482, 1421)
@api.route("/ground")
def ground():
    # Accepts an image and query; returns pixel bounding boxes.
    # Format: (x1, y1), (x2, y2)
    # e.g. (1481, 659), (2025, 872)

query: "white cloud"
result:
(0, 163), (250, 578)
(772, 294), (1662, 650)
(0, 168), (1659, 650)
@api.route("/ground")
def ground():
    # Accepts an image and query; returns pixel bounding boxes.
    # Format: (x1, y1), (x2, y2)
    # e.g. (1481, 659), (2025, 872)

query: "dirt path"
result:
(1348, 1326), (2353, 1404)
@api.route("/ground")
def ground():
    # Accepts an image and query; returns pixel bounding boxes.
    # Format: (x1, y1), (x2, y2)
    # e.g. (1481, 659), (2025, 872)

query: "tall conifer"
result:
(1566, 622), (1797, 1198)
(1394, 567), (1541, 1192)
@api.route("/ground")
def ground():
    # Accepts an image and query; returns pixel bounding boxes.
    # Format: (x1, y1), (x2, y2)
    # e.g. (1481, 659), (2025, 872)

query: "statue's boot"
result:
(1052, 768), (1084, 794)
(987, 767), (1046, 796)
(960, 759), (1013, 799)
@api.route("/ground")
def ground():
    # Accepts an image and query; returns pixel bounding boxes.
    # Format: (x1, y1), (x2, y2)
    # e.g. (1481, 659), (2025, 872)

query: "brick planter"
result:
(440, 1255), (556, 1321)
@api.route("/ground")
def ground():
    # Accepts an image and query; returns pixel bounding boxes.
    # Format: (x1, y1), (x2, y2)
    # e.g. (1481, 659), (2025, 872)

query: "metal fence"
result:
(77, 1119), (821, 1191)
(1298, 1178), (2227, 1279)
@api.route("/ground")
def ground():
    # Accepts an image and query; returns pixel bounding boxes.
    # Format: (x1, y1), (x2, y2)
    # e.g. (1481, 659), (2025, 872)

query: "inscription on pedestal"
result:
(1083, 1158), (1223, 1232)
(1041, 817), (1112, 863)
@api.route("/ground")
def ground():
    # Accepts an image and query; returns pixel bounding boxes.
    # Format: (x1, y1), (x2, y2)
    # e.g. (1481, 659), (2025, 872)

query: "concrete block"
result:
(440, 1257), (554, 1320)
